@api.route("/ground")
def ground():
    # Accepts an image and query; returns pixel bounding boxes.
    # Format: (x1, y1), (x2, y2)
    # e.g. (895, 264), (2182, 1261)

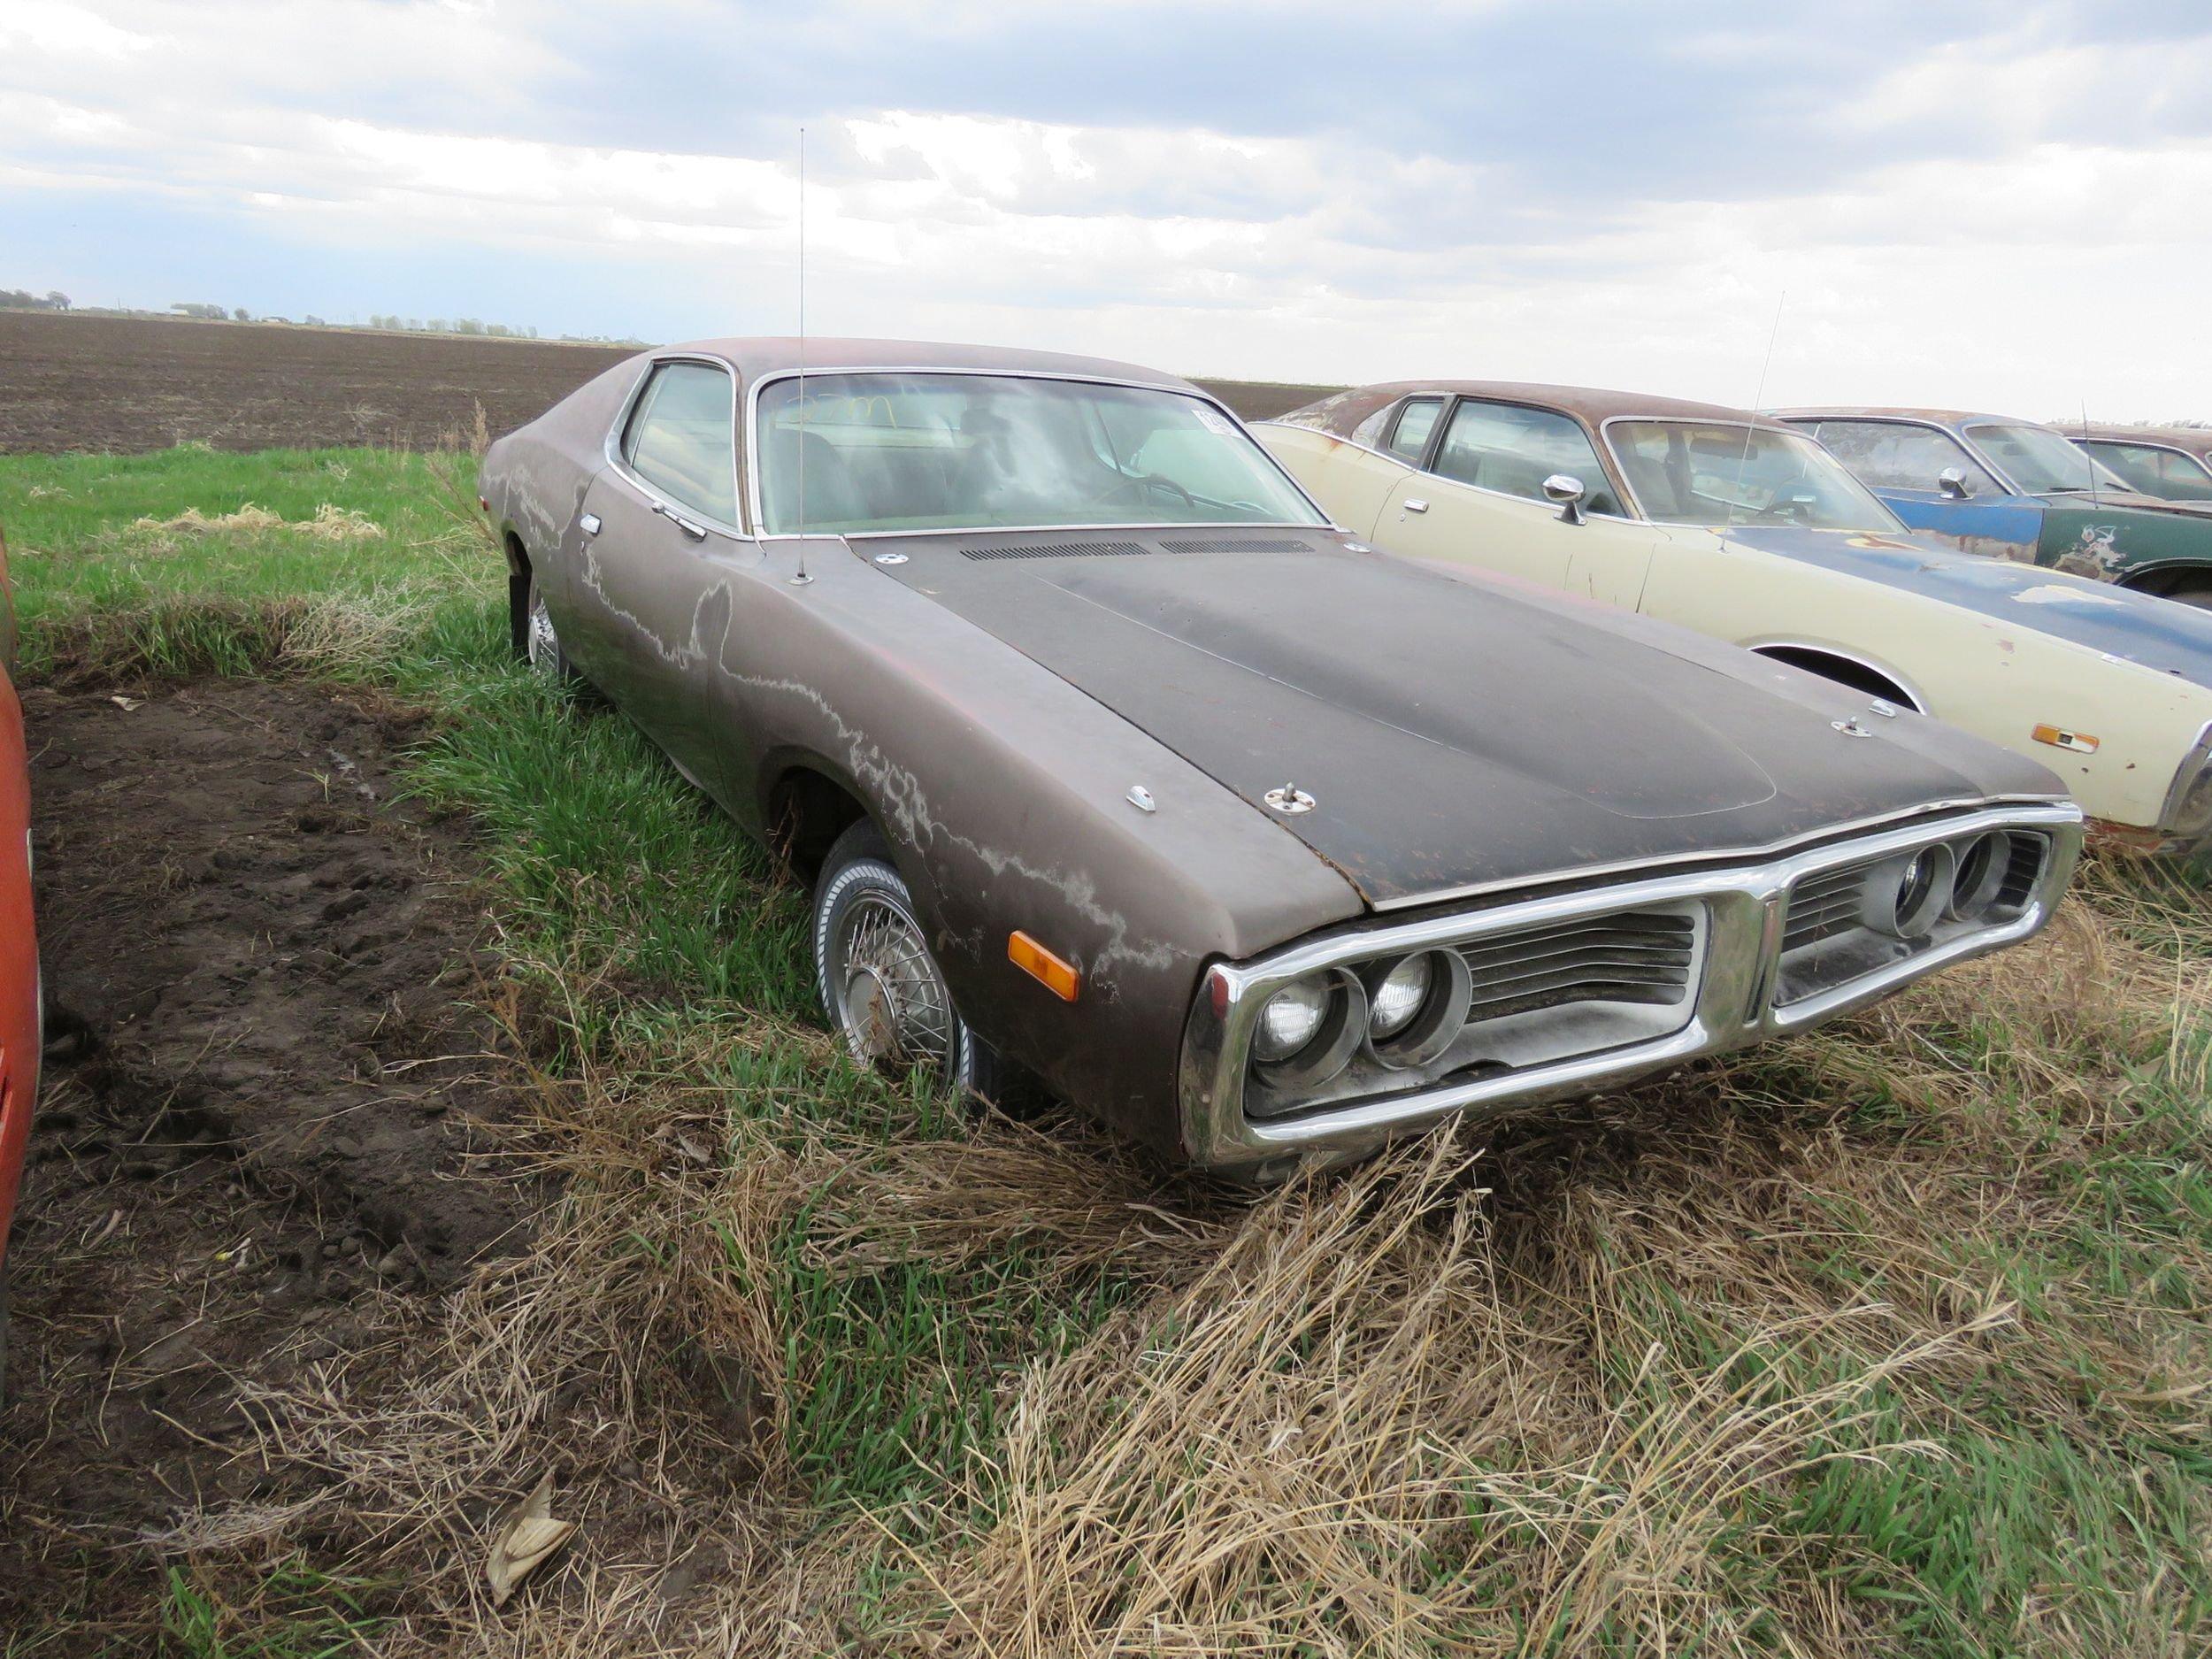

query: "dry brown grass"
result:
(129, 502), (384, 541)
(124, 872), (2207, 1657)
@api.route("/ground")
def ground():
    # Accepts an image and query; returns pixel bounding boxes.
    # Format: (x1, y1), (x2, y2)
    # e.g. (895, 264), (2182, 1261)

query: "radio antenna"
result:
(789, 125), (813, 586)
(1727, 289), (1786, 530)
(2081, 399), (2101, 509)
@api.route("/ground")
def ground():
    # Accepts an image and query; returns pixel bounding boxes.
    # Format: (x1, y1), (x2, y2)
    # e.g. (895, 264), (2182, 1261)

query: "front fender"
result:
(711, 545), (1363, 1156)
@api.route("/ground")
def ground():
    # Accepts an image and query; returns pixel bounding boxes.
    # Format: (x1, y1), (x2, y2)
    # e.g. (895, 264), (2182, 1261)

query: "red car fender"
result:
(0, 533), (39, 1275)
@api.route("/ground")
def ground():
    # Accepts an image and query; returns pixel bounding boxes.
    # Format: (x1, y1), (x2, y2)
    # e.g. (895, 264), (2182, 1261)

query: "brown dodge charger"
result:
(480, 338), (2080, 1178)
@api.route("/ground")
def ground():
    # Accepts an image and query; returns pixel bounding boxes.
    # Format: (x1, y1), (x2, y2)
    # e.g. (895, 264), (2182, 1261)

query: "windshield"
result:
(1605, 421), (1901, 531)
(1969, 423), (2129, 495)
(755, 372), (1326, 534)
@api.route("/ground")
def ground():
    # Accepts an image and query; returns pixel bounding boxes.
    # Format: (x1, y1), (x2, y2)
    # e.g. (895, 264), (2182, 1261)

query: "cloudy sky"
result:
(4, 0), (2208, 417)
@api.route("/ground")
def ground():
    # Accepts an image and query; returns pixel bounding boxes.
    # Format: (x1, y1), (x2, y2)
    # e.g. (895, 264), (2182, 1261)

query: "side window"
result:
(2091, 442), (2210, 497)
(623, 362), (739, 524)
(1431, 400), (1620, 515)
(1385, 397), (1445, 462)
(1811, 420), (1994, 495)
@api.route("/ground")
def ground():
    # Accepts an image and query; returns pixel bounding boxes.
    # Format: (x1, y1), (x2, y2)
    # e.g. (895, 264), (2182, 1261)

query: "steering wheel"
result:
(1087, 472), (1194, 510)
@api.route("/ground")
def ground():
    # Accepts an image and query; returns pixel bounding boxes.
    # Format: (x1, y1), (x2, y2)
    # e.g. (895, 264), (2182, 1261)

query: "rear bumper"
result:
(1178, 801), (2082, 1176)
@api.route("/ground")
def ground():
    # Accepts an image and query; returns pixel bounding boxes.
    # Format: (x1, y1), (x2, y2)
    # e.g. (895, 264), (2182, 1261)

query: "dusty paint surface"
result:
(1720, 525), (2212, 687)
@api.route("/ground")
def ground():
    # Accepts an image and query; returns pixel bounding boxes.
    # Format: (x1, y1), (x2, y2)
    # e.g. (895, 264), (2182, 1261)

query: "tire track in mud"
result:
(1, 679), (541, 1578)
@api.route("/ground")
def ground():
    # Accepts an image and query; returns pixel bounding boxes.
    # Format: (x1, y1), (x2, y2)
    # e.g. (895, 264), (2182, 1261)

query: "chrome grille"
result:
(1775, 830), (2054, 1007)
(1459, 910), (1696, 1024)
(1779, 860), (1874, 953)
(1995, 833), (2047, 910)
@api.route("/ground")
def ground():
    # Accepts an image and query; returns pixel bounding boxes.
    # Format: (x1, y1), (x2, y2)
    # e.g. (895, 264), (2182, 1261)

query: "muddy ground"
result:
(0, 679), (540, 1632)
(0, 311), (1339, 451)
(0, 311), (635, 453)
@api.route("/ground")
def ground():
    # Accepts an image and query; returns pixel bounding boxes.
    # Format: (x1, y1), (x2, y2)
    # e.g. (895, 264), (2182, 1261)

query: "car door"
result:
(571, 357), (762, 797)
(1800, 418), (2043, 562)
(1372, 396), (1661, 606)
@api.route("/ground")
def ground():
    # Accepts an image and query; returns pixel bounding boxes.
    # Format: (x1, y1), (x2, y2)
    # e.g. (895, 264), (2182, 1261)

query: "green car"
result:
(1773, 407), (2212, 609)
(2073, 424), (2212, 503)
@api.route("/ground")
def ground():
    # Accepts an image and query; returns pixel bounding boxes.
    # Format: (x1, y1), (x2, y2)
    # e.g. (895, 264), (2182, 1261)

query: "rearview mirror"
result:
(1542, 473), (1588, 525)
(1938, 466), (1974, 501)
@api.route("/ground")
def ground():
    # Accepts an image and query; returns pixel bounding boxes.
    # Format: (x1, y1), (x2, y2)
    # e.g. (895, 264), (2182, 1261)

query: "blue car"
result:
(1773, 407), (2212, 610)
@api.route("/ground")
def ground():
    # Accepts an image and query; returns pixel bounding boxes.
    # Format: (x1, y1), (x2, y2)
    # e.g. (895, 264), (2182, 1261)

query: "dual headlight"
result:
(1251, 948), (1474, 1091)
(1859, 828), (2016, 939)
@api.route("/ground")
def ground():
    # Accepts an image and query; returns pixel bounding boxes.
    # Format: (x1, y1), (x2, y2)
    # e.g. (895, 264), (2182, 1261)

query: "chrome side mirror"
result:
(1938, 466), (1974, 501)
(1542, 472), (1588, 525)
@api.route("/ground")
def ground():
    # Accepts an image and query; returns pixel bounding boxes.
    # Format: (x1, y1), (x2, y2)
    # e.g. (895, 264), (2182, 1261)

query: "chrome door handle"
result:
(651, 501), (708, 541)
(1403, 498), (1429, 514)
(579, 513), (602, 536)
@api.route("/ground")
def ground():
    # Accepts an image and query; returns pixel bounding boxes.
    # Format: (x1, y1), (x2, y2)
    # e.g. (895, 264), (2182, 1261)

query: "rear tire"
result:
(810, 821), (1030, 1107)
(2163, 582), (2212, 611)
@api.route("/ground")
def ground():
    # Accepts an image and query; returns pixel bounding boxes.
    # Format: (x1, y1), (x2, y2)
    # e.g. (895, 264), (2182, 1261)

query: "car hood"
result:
(1719, 525), (2212, 689)
(863, 529), (2056, 907)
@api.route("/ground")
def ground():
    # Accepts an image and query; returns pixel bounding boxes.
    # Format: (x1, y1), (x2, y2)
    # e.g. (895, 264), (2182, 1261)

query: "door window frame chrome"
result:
(1424, 393), (1632, 516)
(603, 351), (756, 540)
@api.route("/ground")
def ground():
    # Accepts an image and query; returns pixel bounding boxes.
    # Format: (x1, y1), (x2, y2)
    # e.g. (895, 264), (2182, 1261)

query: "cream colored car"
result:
(1262, 381), (2212, 852)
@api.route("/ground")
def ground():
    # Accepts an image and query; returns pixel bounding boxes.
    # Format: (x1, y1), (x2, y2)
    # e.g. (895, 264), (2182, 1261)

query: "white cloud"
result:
(3, 2), (2208, 417)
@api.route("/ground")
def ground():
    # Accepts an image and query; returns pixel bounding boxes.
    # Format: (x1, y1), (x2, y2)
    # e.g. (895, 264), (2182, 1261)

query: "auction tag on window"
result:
(1194, 407), (1236, 435)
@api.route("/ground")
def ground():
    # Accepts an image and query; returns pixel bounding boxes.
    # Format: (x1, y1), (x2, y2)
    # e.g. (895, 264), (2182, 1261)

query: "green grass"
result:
(159, 1557), (386, 1658)
(6, 442), (2210, 1655)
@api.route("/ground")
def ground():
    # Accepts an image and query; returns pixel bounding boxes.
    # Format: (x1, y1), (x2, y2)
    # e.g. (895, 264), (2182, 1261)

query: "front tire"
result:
(810, 821), (1026, 1105)
(522, 571), (584, 688)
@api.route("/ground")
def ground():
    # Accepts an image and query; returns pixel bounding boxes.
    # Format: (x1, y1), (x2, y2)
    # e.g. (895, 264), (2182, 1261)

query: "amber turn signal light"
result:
(1008, 931), (1080, 1002)
(2031, 724), (2099, 754)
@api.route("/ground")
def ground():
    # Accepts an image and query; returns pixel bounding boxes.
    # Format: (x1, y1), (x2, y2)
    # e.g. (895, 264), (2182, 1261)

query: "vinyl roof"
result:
(1284, 380), (1793, 440)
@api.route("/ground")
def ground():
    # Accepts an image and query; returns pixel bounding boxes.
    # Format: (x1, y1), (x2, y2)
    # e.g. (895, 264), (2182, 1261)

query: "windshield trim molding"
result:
(741, 365), (1335, 541)
(1599, 414), (1909, 534)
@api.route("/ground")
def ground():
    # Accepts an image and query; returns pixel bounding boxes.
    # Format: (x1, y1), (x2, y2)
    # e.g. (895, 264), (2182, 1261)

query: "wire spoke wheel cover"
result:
(526, 590), (563, 684)
(829, 891), (956, 1072)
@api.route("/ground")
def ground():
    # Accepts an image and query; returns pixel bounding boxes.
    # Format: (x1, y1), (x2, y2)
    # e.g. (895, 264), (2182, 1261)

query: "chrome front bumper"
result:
(1177, 802), (2084, 1174)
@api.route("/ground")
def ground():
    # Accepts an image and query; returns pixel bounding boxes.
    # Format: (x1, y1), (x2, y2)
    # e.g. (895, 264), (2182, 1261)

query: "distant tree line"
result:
(6, 287), (639, 346)
(367, 314), (541, 339)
